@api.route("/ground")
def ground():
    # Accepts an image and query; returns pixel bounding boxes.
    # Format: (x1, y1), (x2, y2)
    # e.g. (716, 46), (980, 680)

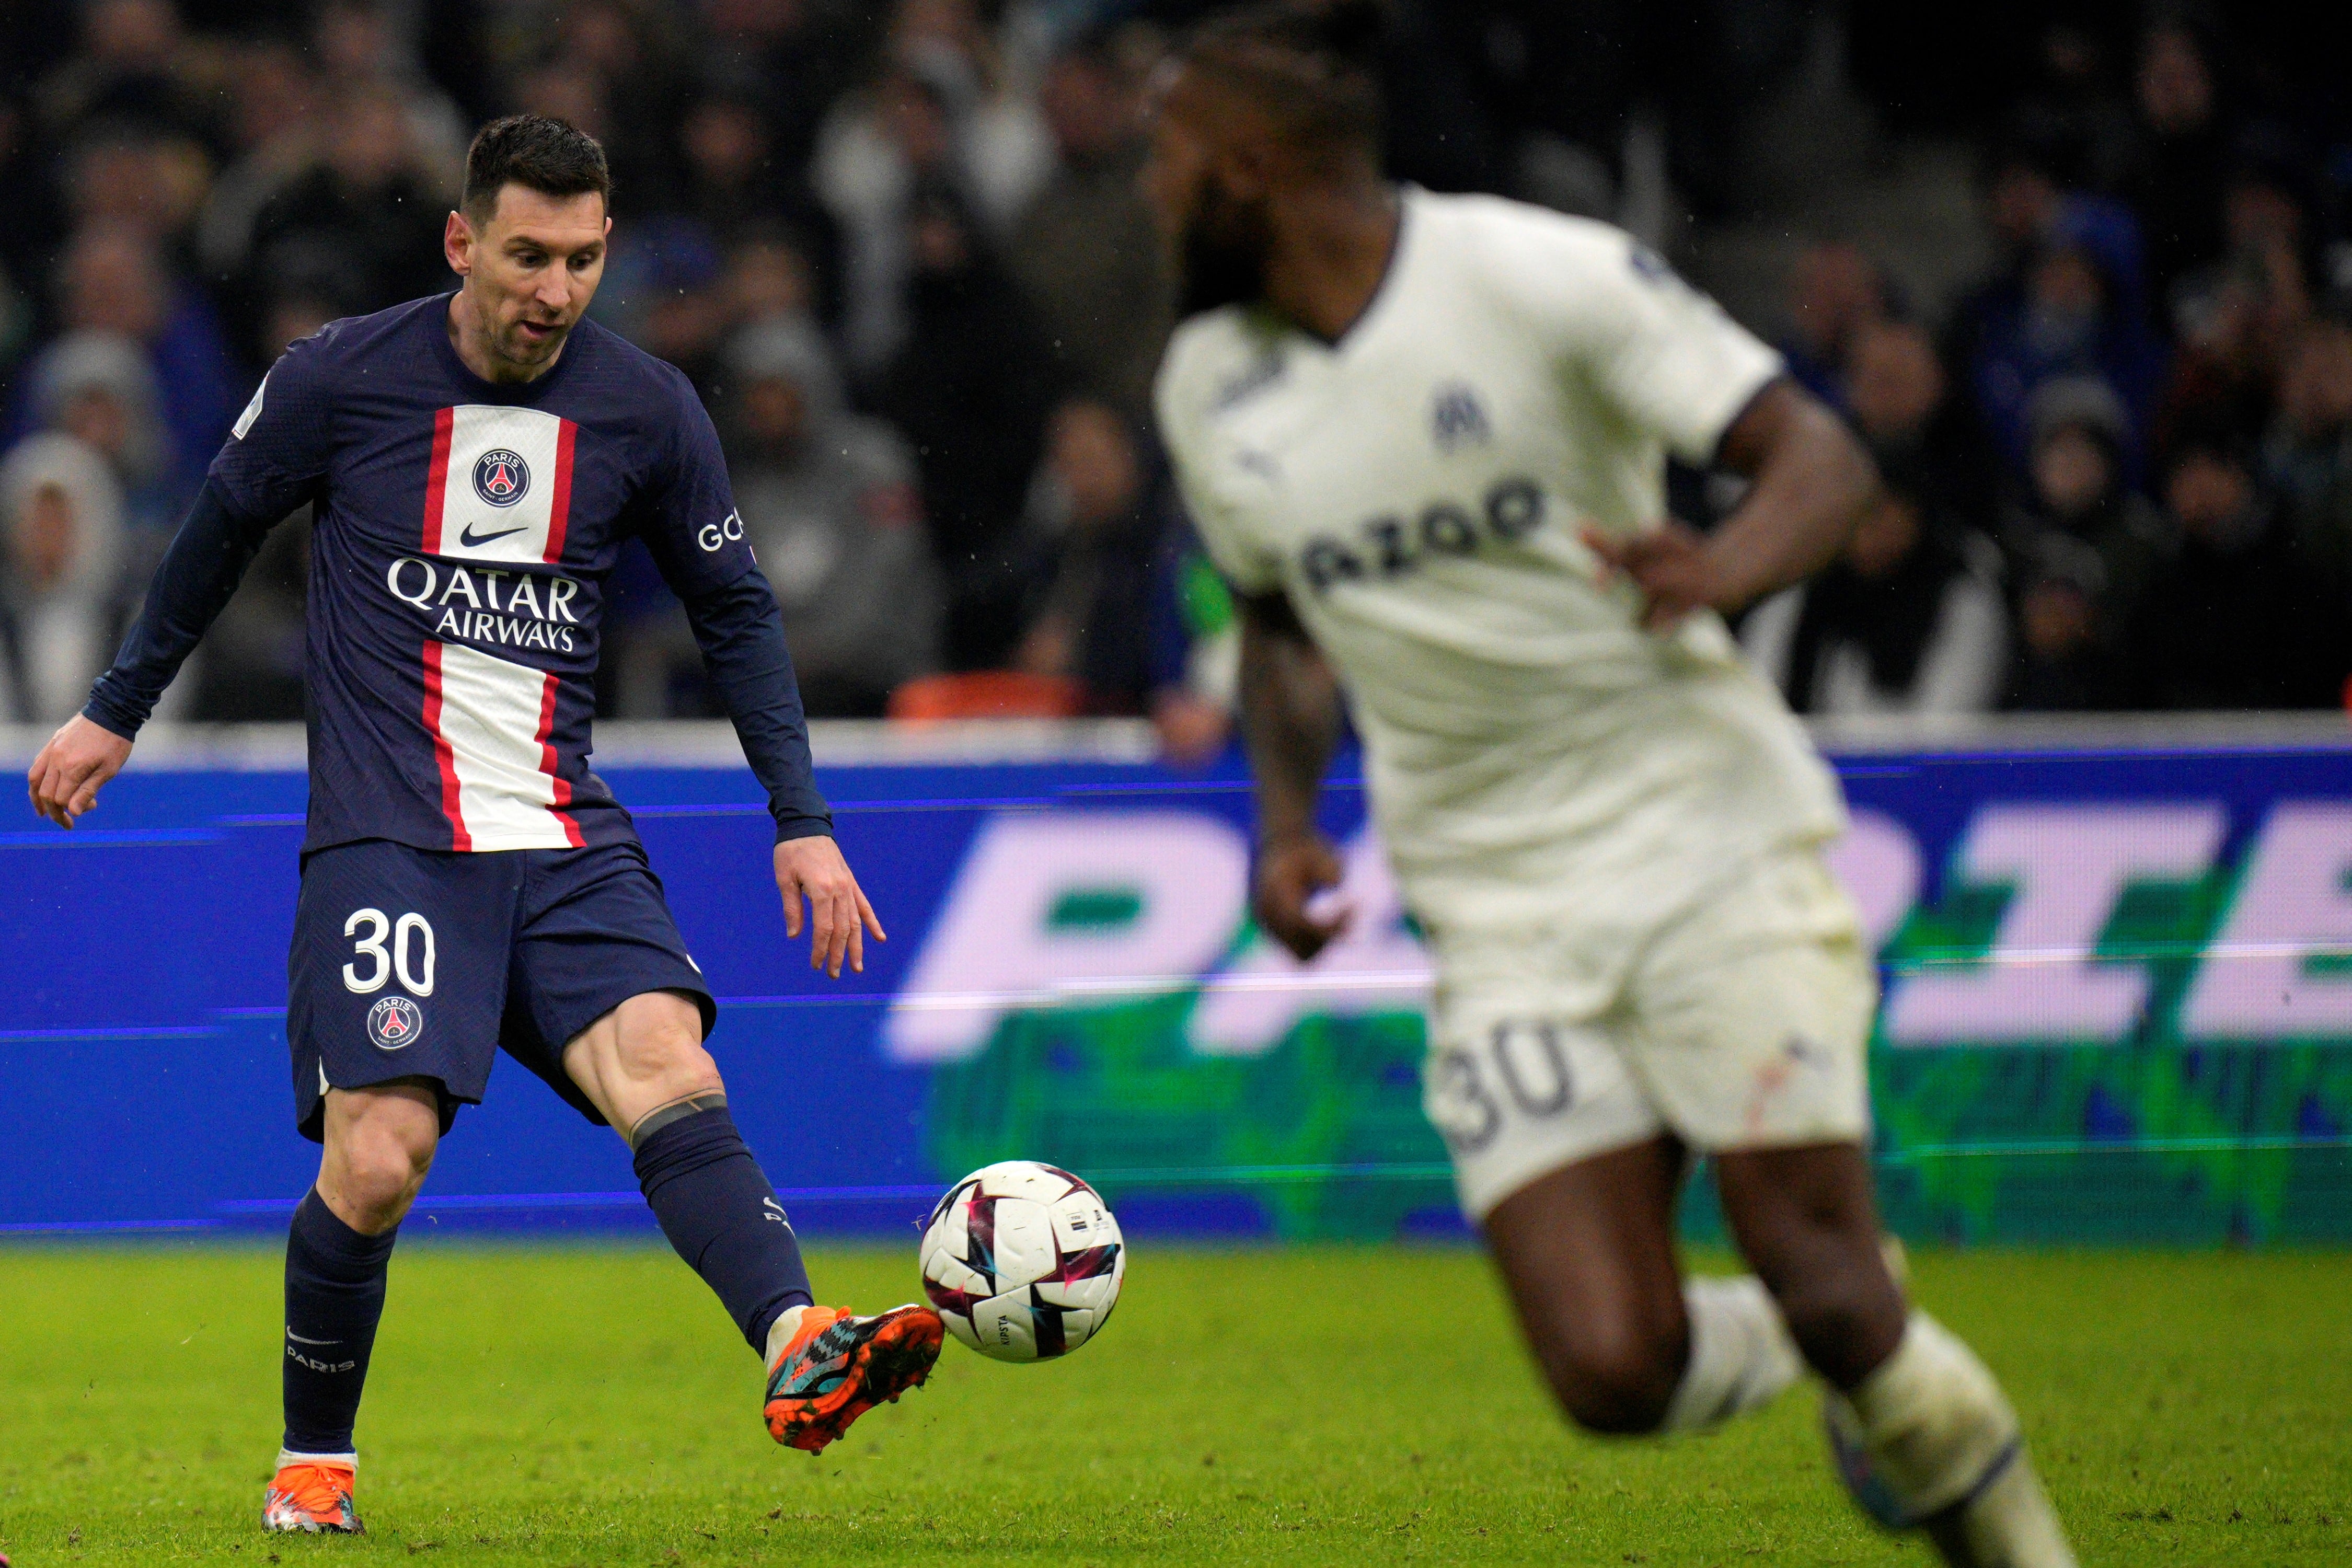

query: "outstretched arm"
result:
(28, 480), (282, 827)
(1236, 589), (1348, 961)
(677, 565), (883, 978)
(1582, 379), (1878, 631)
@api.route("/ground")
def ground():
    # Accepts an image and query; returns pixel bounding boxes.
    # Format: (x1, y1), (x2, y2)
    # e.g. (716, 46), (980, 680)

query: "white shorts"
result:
(1422, 847), (1877, 1220)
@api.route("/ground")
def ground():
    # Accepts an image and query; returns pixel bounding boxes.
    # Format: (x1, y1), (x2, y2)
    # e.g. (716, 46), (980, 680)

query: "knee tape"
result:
(627, 1090), (729, 1151)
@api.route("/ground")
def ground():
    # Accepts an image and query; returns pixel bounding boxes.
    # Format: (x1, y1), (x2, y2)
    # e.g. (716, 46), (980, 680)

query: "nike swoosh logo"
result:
(286, 1331), (340, 1346)
(458, 523), (528, 547)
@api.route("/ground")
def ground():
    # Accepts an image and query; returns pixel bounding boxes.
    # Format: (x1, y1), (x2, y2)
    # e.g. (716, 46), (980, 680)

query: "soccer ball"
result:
(918, 1161), (1125, 1363)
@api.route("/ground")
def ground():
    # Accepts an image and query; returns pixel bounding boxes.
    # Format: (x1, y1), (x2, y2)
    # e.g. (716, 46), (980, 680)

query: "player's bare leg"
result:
(1717, 1143), (2074, 1567)
(562, 992), (941, 1454)
(266, 1080), (439, 1535)
(1484, 1136), (1803, 1436)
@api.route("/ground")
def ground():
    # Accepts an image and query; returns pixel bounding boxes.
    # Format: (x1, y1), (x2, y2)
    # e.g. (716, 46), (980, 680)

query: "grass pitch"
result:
(0, 1243), (2345, 1566)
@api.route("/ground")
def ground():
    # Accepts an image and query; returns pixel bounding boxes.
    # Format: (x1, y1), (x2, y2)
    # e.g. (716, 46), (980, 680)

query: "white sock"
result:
(1660, 1275), (1804, 1432)
(1831, 1312), (2075, 1567)
(764, 1304), (812, 1367)
(276, 1448), (355, 1471)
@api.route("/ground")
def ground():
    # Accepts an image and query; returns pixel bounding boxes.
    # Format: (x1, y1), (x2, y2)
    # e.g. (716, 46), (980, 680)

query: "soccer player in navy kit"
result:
(25, 116), (943, 1534)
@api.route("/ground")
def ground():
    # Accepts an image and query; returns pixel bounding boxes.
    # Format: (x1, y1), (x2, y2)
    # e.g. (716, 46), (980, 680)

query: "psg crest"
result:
(472, 448), (531, 508)
(367, 995), (424, 1051)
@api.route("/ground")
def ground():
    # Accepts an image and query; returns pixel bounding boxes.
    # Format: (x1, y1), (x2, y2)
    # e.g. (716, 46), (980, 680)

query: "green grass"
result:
(1, 1244), (2346, 1566)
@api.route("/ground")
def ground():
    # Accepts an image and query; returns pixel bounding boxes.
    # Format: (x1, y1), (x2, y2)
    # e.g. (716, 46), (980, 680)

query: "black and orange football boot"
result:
(763, 1304), (943, 1454)
(262, 1453), (362, 1534)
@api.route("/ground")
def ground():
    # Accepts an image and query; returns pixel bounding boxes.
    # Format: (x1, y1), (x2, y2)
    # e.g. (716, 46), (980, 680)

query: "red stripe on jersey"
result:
(421, 640), (471, 851)
(534, 670), (584, 848)
(422, 406), (455, 554)
(543, 419), (577, 563)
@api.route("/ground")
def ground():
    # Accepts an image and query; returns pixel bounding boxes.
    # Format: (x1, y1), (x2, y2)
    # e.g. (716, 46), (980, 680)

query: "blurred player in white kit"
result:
(1146, 8), (2072, 1565)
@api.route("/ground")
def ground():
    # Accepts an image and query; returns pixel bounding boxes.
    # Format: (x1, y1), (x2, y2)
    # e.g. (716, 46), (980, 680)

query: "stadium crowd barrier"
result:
(3, 714), (2348, 1244)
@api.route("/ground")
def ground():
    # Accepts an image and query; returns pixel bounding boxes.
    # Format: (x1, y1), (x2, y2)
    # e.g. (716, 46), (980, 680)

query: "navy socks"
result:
(632, 1106), (814, 1355)
(282, 1188), (398, 1455)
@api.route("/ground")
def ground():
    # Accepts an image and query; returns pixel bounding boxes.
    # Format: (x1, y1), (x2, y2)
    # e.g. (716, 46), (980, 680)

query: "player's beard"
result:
(500, 316), (571, 367)
(1175, 176), (1273, 319)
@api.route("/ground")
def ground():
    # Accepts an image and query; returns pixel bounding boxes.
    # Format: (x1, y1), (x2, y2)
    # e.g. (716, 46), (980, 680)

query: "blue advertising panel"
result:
(2, 723), (2348, 1243)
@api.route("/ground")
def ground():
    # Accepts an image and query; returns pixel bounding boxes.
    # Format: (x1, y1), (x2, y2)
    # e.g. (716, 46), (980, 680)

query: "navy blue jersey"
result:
(213, 295), (755, 854)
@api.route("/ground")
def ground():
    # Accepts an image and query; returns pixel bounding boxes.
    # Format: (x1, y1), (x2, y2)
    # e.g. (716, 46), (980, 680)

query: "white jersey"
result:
(1156, 189), (1845, 959)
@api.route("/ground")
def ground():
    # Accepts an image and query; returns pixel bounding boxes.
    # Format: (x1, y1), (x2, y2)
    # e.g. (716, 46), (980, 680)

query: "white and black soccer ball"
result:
(918, 1160), (1125, 1363)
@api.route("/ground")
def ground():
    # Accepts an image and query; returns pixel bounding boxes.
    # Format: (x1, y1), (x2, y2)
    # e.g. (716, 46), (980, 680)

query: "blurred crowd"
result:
(1747, 8), (2352, 717)
(0, 2), (2347, 758)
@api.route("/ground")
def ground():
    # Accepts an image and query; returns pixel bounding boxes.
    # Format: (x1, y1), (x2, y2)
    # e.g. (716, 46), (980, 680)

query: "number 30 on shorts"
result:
(1428, 1020), (1575, 1155)
(342, 908), (437, 996)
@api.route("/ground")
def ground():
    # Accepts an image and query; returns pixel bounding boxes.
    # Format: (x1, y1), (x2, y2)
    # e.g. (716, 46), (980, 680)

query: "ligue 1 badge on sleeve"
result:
(472, 448), (531, 508)
(368, 995), (425, 1051)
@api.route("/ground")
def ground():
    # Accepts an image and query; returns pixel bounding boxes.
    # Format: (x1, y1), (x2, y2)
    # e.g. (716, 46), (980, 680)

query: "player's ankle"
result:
(1837, 1312), (2019, 1514)
(275, 1448), (356, 1471)
(764, 1304), (812, 1365)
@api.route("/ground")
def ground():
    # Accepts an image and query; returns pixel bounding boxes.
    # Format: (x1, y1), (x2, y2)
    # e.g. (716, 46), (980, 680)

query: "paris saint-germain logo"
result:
(472, 448), (531, 508)
(367, 995), (424, 1051)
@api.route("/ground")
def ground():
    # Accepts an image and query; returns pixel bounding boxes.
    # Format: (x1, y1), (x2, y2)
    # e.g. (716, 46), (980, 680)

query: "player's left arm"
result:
(1582, 378), (1877, 632)
(676, 570), (885, 978)
(641, 374), (882, 978)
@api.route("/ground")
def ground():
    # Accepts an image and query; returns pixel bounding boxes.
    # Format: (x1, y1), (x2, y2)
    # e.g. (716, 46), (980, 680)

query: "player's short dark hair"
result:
(1182, 1), (1386, 167)
(463, 114), (612, 222)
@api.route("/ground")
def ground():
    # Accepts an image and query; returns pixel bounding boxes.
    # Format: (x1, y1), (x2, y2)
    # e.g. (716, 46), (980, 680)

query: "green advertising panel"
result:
(907, 743), (2352, 1244)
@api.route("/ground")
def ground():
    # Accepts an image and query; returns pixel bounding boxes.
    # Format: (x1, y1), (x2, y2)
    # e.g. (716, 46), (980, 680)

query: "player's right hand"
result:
(27, 714), (132, 829)
(1253, 829), (1347, 962)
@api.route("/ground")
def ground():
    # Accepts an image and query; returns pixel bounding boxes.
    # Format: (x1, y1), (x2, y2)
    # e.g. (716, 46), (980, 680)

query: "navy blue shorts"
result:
(286, 838), (716, 1142)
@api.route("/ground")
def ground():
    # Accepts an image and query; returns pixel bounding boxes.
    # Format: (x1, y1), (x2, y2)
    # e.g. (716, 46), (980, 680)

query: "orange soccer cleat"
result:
(262, 1454), (362, 1534)
(763, 1304), (943, 1454)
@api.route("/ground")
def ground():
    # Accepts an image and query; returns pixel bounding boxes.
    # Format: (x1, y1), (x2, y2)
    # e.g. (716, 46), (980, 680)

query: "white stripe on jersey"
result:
(423, 639), (580, 851)
(424, 404), (577, 566)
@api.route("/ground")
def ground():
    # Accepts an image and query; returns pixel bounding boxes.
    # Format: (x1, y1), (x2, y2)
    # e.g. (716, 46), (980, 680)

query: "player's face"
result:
(1142, 69), (1274, 317)
(447, 186), (609, 376)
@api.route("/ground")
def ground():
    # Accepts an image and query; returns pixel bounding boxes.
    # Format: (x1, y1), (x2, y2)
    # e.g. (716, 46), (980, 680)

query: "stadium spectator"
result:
(724, 225), (823, 330)
(701, 0), (864, 178)
(235, 83), (452, 327)
(814, 0), (1052, 376)
(1998, 378), (2171, 711)
(2003, 533), (2125, 712)
(723, 316), (939, 717)
(547, 0), (689, 203)
(875, 181), (1057, 669)
(2266, 317), (2352, 596)
(310, 0), (469, 184)
(1740, 465), (2007, 717)
(32, 224), (240, 502)
(60, 120), (211, 256)
(2002, 376), (2170, 600)
(24, 329), (175, 543)
(1008, 31), (1172, 419)
(0, 426), (125, 723)
(2127, 427), (2352, 709)
(194, 39), (327, 337)
(2166, 149), (2314, 379)
(1966, 230), (2166, 486)
(596, 217), (731, 395)
(1015, 398), (1161, 714)
(2120, 19), (2230, 322)
(1778, 241), (1886, 410)
(34, 0), (215, 148)
(1842, 318), (1996, 535)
